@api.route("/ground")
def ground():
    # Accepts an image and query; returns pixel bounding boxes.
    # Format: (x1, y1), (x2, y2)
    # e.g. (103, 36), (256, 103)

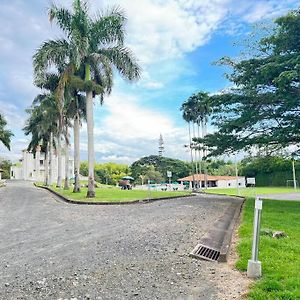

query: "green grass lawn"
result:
(206, 187), (297, 197)
(43, 184), (191, 203)
(237, 198), (300, 299)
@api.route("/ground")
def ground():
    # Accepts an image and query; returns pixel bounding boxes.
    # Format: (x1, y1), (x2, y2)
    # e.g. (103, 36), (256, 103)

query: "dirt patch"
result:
(214, 217), (252, 300)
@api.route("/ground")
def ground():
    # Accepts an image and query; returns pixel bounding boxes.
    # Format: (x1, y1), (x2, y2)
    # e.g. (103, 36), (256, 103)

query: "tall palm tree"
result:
(0, 114), (13, 151)
(23, 94), (58, 185)
(33, 0), (141, 197)
(195, 92), (212, 189)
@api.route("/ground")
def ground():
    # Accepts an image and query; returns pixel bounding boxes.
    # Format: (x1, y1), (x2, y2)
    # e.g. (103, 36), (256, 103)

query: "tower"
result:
(158, 134), (164, 157)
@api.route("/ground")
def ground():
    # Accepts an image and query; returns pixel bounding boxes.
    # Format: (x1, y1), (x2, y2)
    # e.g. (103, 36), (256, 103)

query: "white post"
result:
(247, 197), (262, 278)
(235, 154), (240, 196)
(292, 159), (297, 191)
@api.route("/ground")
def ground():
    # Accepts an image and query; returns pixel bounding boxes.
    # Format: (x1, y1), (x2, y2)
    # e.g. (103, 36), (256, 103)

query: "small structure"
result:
(0, 168), (3, 180)
(178, 174), (246, 188)
(10, 148), (74, 182)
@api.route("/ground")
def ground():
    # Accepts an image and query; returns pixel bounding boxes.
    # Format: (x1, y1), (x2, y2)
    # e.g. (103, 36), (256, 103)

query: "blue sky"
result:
(0, 0), (299, 163)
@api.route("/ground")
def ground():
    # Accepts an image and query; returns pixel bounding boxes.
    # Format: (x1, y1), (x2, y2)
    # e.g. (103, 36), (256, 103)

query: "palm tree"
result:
(33, 0), (141, 197)
(23, 94), (59, 185)
(195, 92), (212, 189)
(0, 114), (13, 151)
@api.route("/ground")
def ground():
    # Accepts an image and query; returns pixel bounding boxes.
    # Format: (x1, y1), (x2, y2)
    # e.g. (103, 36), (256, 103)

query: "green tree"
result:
(0, 159), (12, 179)
(0, 114), (13, 150)
(34, 1), (140, 197)
(131, 155), (191, 183)
(199, 9), (300, 157)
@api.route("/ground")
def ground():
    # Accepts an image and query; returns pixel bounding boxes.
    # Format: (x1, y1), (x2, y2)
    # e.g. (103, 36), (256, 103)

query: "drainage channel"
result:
(190, 243), (220, 262)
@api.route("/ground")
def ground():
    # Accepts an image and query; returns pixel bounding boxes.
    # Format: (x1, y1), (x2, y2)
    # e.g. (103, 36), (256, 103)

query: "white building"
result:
(10, 147), (74, 182)
(178, 174), (246, 188)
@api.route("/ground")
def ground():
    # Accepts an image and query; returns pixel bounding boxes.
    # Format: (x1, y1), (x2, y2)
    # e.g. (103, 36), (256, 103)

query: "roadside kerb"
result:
(34, 183), (194, 205)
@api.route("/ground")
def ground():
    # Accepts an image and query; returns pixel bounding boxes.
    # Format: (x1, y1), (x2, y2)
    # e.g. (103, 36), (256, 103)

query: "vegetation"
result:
(189, 9), (300, 158)
(237, 199), (300, 299)
(46, 184), (191, 203)
(26, 0), (140, 196)
(240, 155), (300, 186)
(0, 159), (12, 179)
(80, 161), (130, 185)
(0, 114), (13, 150)
(130, 155), (191, 183)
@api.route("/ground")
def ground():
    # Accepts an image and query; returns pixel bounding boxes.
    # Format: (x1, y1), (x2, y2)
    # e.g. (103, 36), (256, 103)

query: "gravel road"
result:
(0, 181), (247, 300)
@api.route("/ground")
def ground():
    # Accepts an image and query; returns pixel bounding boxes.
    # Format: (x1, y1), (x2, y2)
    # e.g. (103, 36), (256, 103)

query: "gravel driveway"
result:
(0, 181), (247, 300)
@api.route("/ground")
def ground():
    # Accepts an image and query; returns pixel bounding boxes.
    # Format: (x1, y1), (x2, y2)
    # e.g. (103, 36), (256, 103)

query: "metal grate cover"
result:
(190, 243), (220, 262)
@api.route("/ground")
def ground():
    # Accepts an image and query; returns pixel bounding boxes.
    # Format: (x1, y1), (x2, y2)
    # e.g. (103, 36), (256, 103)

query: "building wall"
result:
(10, 150), (74, 182)
(216, 178), (246, 188)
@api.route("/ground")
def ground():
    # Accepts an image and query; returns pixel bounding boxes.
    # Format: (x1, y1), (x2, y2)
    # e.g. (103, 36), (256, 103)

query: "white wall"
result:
(216, 177), (246, 188)
(10, 151), (74, 182)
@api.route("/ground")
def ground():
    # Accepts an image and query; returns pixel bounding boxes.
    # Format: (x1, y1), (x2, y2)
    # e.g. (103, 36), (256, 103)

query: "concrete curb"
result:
(218, 199), (244, 262)
(34, 183), (194, 205)
(190, 195), (245, 263)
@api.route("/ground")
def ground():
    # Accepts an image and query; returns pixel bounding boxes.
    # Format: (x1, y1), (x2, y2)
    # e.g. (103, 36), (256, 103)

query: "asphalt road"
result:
(0, 181), (245, 300)
(259, 192), (300, 201)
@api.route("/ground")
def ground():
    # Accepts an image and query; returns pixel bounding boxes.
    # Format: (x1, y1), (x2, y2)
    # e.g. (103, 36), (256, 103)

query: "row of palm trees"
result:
(25, 0), (140, 196)
(181, 92), (211, 189)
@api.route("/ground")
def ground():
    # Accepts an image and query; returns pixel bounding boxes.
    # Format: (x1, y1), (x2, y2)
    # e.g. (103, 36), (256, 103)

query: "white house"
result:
(178, 174), (246, 188)
(10, 147), (74, 182)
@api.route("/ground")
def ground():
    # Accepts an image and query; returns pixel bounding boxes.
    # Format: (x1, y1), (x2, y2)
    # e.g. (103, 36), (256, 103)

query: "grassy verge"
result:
(237, 198), (300, 299)
(37, 183), (191, 203)
(206, 187), (296, 197)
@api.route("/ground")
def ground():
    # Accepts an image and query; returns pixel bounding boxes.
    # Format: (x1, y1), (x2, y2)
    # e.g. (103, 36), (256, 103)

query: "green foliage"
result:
(0, 159), (12, 179)
(240, 155), (300, 186)
(80, 161), (130, 185)
(130, 155), (191, 183)
(198, 9), (300, 157)
(0, 114), (13, 150)
(237, 199), (300, 299)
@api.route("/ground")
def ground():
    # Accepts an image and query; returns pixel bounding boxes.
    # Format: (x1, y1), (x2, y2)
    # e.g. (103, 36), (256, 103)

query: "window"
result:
(228, 183), (231, 186)
(40, 160), (44, 166)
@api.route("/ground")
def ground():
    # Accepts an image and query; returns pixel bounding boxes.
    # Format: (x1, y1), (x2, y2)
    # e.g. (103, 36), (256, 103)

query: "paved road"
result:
(0, 181), (244, 300)
(259, 192), (300, 201)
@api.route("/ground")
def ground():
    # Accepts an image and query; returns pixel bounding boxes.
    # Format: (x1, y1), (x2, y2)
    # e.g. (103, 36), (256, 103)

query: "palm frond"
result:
(33, 39), (70, 75)
(49, 4), (73, 37)
(98, 46), (141, 81)
(91, 6), (126, 47)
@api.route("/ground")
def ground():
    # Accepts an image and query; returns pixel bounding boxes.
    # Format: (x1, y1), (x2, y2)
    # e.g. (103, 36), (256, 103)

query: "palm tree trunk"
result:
(64, 127), (69, 190)
(197, 121), (202, 190)
(85, 63), (95, 197)
(193, 122), (199, 190)
(188, 122), (195, 189)
(73, 113), (81, 192)
(49, 132), (53, 186)
(44, 143), (49, 186)
(202, 120), (208, 189)
(56, 131), (62, 188)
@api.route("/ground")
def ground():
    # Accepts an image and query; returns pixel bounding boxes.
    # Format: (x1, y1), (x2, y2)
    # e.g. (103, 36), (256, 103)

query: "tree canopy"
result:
(198, 9), (300, 157)
(0, 114), (13, 150)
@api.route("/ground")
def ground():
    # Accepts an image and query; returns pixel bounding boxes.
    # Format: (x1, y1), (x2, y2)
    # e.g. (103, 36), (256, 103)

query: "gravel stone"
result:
(0, 181), (246, 299)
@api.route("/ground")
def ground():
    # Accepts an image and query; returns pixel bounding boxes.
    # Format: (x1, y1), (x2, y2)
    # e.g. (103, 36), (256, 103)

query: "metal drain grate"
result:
(190, 244), (220, 262)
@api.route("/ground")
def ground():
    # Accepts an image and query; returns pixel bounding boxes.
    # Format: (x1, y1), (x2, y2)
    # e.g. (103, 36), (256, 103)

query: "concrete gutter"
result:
(34, 183), (194, 205)
(190, 194), (245, 263)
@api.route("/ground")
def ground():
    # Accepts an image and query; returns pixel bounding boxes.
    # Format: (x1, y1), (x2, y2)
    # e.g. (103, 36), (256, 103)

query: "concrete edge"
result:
(218, 198), (245, 262)
(205, 191), (245, 199)
(34, 183), (194, 205)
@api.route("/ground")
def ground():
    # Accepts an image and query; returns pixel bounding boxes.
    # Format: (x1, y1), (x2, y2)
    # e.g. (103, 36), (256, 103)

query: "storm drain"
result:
(190, 243), (220, 262)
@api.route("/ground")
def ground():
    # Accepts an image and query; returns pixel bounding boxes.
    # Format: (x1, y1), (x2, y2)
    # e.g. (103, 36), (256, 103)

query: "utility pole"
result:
(292, 158), (297, 191)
